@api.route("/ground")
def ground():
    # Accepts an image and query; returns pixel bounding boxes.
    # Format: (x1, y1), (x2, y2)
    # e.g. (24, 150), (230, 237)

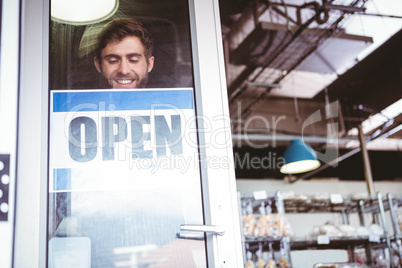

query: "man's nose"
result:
(118, 60), (130, 75)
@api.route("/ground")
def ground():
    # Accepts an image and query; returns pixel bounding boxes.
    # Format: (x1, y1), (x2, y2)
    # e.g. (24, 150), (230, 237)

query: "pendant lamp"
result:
(280, 139), (321, 174)
(51, 0), (119, 25)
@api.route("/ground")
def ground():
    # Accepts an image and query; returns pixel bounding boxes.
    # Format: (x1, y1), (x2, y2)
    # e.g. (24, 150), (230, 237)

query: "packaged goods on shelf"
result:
(351, 192), (370, 201)
(311, 222), (384, 238)
(245, 251), (255, 268)
(241, 199), (293, 238)
(369, 223), (384, 235)
(244, 241), (290, 268)
(242, 201), (257, 236)
(355, 226), (370, 236)
(338, 224), (356, 236)
(244, 214), (257, 237)
(312, 192), (330, 201)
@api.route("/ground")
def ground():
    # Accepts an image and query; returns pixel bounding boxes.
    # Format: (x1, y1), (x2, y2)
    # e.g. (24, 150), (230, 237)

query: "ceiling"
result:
(218, 0), (402, 180)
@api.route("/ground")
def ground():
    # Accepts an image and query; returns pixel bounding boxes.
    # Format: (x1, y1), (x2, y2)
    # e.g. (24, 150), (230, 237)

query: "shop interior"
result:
(218, 0), (402, 267)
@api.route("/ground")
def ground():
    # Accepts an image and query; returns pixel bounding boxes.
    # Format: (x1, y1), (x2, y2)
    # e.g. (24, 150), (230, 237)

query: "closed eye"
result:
(104, 55), (120, 64)
(127, 53), (142, 63)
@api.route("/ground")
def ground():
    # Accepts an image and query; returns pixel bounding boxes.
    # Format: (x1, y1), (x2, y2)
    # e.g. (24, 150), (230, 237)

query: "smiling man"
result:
(94, 18), (154, 89)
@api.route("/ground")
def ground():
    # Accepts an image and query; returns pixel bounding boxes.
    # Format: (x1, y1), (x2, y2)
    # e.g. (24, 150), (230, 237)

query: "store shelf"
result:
(239, 191), (402, 267)
(244, 236), (284, 243)
(312, 263), (365, 268)
(283, 195), (401, 214)
(289, 236), (388, 251)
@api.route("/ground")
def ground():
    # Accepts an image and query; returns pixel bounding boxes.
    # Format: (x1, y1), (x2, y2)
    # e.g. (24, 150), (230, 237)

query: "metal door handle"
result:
(180, 224), (225, 236)
(176, 233), (205, 240)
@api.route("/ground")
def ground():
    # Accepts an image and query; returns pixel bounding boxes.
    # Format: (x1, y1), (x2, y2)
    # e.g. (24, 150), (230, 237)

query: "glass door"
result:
(47, 0), (210, 267)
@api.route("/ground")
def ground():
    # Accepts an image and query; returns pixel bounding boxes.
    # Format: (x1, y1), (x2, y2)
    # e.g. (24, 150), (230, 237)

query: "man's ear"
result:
(147, 56), (154, 73)
(94, 57), (102, 73)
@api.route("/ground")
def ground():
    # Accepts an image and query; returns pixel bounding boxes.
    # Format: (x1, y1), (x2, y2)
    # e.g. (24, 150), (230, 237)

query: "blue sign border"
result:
(53, 90), (194, 112)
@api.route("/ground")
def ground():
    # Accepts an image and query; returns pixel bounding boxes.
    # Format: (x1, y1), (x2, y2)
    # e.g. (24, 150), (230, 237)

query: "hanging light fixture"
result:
(280, 139), (321, 174)
(51, 0), (119, 25)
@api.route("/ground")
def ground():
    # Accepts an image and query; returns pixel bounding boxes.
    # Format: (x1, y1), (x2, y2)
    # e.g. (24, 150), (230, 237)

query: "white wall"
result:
(0, 0), (20, 267)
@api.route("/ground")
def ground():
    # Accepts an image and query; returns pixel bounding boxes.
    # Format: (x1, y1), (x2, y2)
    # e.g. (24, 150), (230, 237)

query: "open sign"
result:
(68, 114), (183, 162)
(49, 89), (196, 176)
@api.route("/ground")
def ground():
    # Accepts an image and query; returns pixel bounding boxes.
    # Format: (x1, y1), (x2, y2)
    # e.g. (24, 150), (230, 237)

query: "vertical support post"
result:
(238, 192), (247, 265)
(387, 193), (400, 236)
(377, 192), (394, 268)
(222, 39), (230, 84)
(357, 124), (375, 194)
(365, 243), (374, 266)
(341, 209), (350, 225)
(358, 200), (366, 227)
(357, 124), (379, 226)
(275, 191), (292, 266)
(347, 245), (355, 263)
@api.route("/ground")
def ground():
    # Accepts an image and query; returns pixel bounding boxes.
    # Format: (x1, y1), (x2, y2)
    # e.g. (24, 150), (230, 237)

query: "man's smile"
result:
(116, 79), (135, 84)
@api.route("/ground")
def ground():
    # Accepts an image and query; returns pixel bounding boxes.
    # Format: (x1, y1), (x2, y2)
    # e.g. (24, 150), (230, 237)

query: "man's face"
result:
(94, 36), (154, 89)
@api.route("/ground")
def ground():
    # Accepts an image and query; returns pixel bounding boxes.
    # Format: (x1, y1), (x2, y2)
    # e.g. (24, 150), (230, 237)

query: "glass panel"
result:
(47, 1), (207, 267)
(49, 0), (193, 90)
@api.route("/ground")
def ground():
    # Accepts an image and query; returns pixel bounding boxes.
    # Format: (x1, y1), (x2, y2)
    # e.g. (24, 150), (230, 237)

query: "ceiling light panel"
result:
(51, 0), (119, 25)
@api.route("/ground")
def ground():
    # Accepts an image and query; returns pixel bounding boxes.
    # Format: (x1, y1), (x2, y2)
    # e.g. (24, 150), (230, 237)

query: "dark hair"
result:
(94, 18), (153, 60)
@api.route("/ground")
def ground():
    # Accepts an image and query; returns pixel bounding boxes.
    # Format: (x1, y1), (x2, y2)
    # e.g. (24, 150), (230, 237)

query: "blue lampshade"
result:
(280, 139), (321, 174)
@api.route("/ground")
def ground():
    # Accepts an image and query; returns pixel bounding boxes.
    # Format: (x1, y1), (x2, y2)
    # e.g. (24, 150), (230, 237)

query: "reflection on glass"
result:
(49, 0), (194, 90)
(48, 1), (206, 267)
(51, 0), (119, 25)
